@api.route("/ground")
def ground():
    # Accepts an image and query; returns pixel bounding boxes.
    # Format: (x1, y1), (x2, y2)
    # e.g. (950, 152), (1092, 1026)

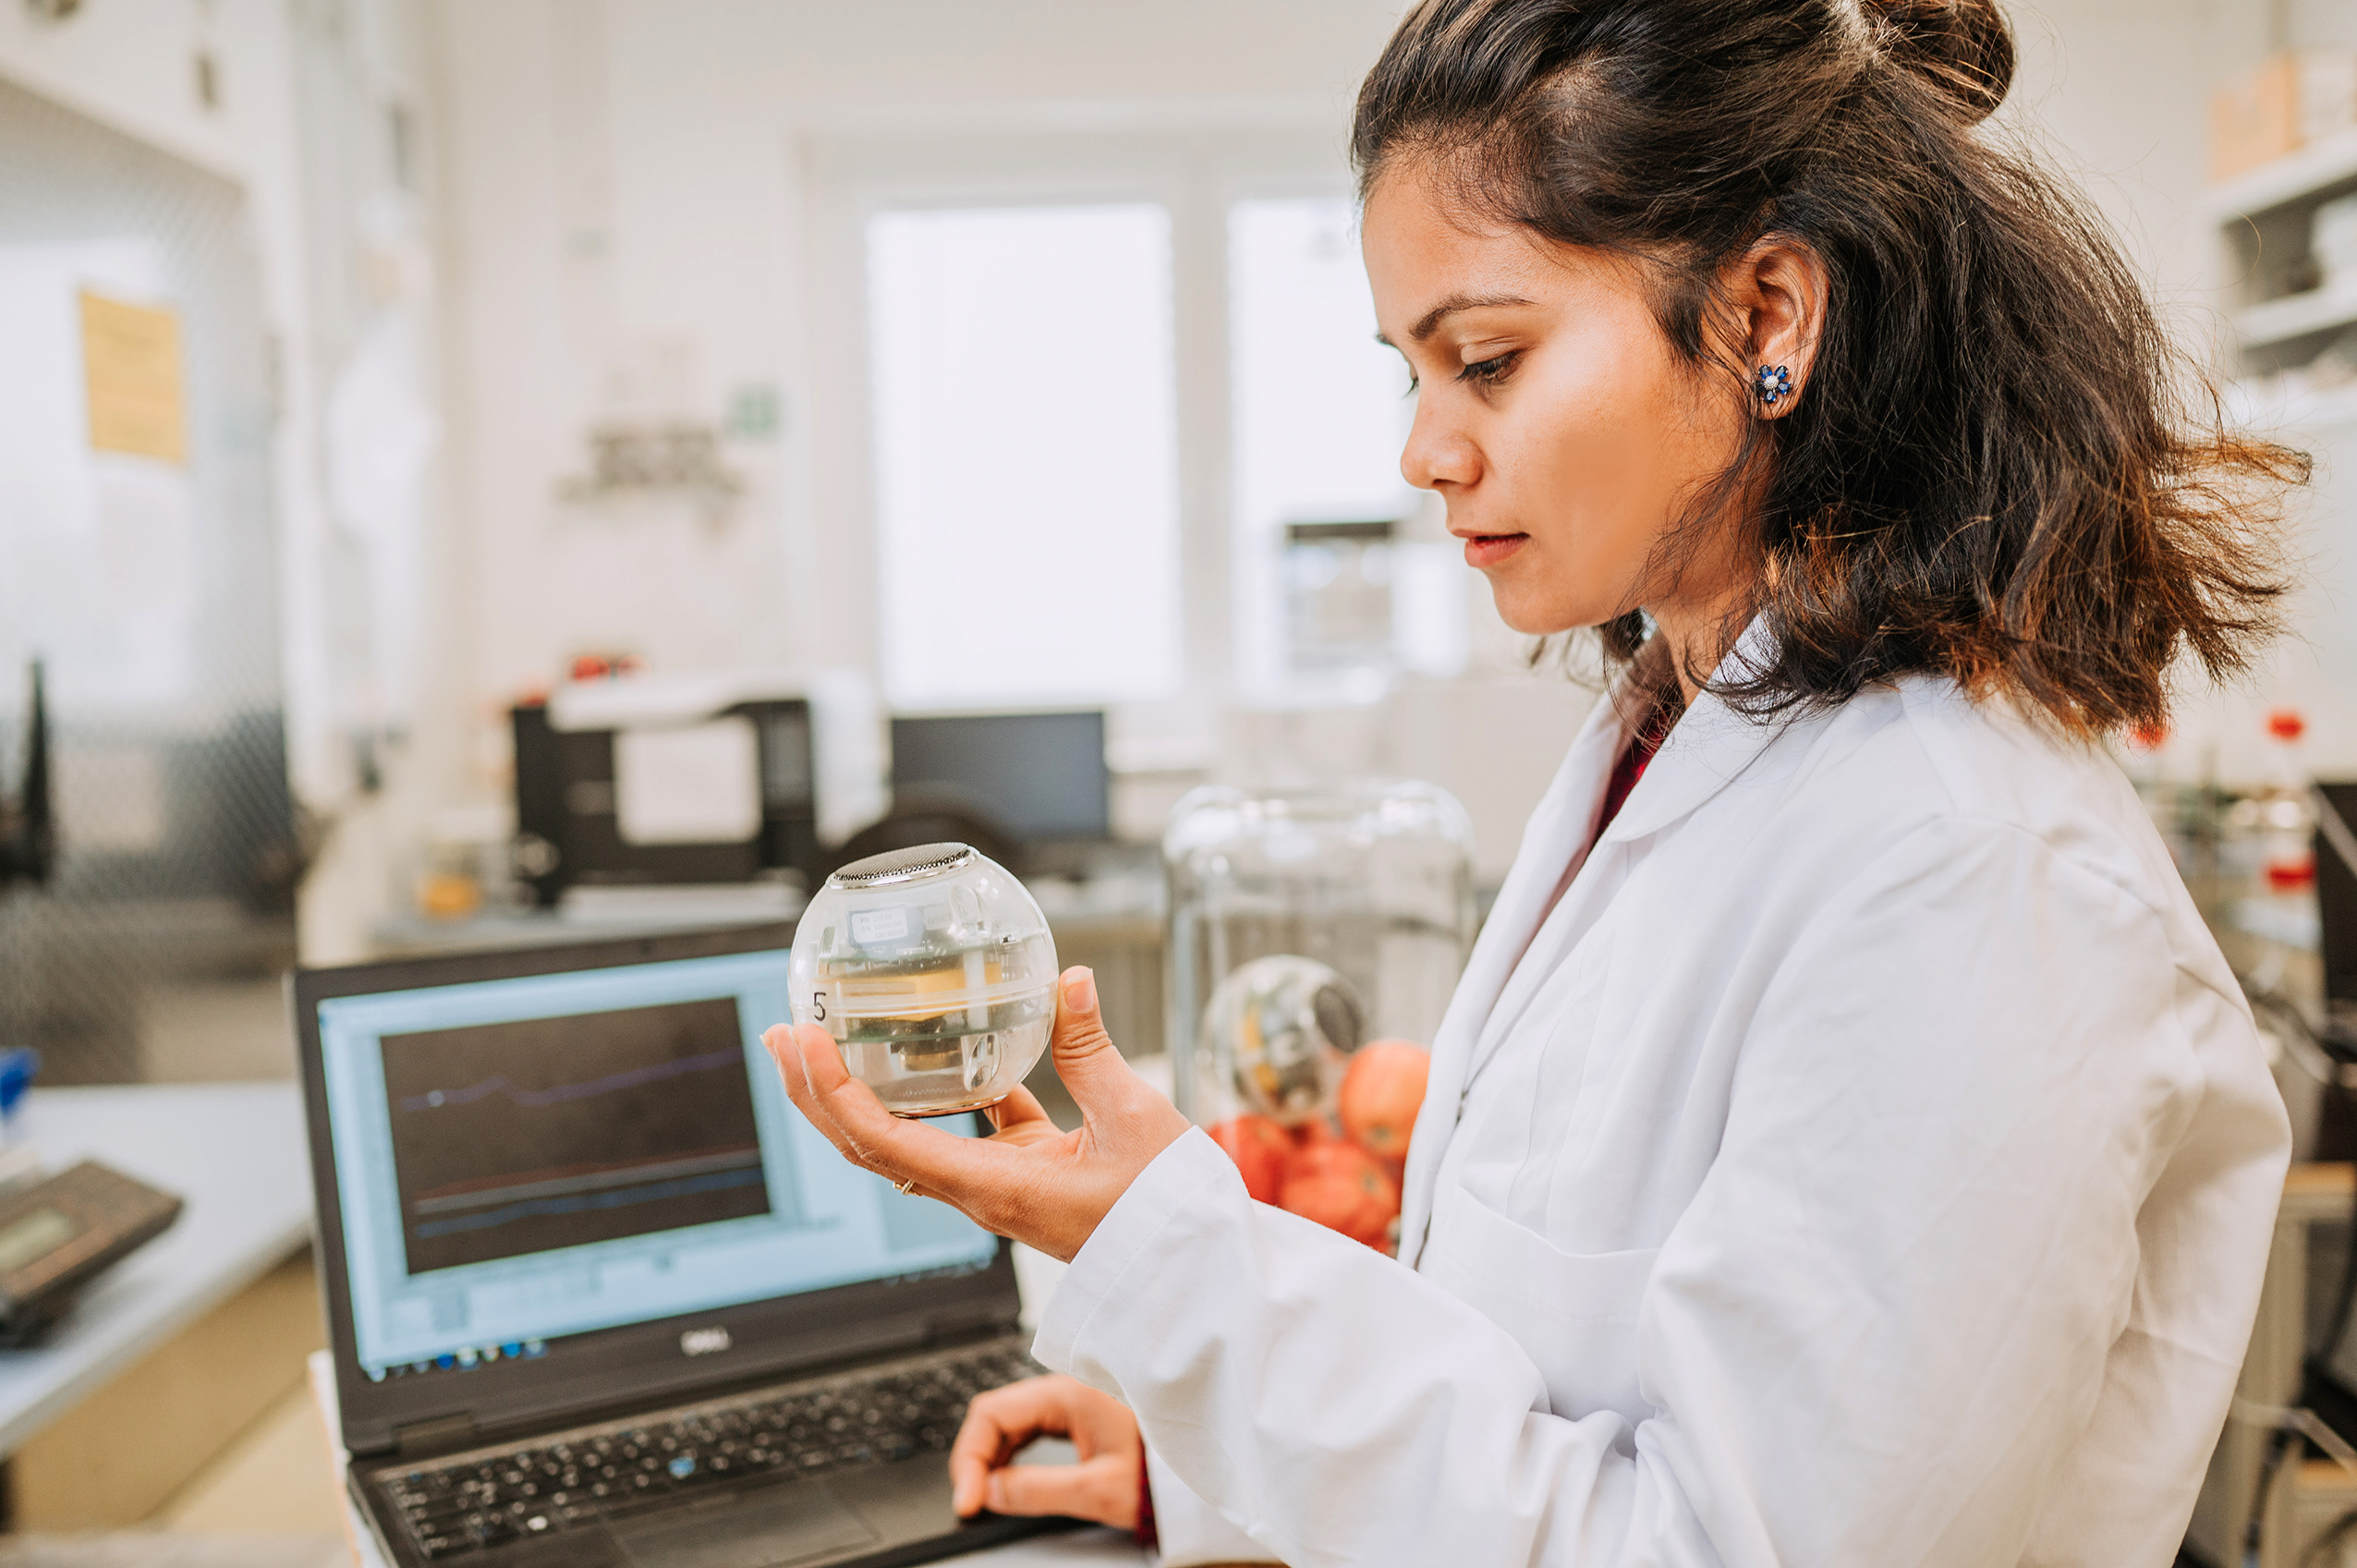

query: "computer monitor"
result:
(888, 711), (1110, 844)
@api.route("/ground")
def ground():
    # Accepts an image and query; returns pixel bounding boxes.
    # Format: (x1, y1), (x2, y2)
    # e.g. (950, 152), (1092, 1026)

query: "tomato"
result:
(1339, 1039), (1429, 1162)
(1208, 1114), (1291, 1204)
(1278, 1139), (1401, 1249)
(1290, 1116), (1338, 1148)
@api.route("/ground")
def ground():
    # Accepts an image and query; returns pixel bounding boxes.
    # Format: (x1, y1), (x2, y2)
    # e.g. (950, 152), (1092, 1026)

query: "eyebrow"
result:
(1375, 291), (1537, 348)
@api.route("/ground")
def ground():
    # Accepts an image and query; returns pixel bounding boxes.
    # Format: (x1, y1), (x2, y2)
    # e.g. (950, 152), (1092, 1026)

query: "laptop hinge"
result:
(395, 1413), (478, 1457)
(930, 1303), (1020, 1342)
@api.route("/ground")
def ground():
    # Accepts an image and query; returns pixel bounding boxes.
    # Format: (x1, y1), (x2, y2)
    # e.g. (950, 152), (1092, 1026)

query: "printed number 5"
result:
(811, 991), (827, 1022)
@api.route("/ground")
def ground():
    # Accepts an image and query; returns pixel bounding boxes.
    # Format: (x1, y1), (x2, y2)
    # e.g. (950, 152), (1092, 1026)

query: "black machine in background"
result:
(0, 661), (53, 893)
(0, 1160), (183, 1345)
(2320, 783), (2357, 1027)
(511, 698), (821, 907)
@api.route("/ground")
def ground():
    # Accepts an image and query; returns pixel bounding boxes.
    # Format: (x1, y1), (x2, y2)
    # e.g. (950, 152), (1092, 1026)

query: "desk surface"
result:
(308, 1354), (1143, 1568)
(0, 1081), (313, 1454)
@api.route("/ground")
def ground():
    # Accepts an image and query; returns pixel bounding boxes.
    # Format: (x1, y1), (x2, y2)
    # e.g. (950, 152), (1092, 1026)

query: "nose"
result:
(1399, 398), (1478, 492)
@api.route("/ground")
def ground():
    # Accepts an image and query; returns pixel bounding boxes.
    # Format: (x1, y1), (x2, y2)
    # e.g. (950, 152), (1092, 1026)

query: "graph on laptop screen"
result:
(316, 950), (997, 1384)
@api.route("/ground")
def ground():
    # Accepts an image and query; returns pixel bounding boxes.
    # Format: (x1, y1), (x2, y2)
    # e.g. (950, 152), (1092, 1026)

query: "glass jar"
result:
(1163, 779), (1476, 1127)
(789, 843), (1057, 1117)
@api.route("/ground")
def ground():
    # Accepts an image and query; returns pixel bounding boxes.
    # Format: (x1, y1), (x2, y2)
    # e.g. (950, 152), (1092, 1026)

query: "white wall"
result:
(422, 0), (2324, 882)
(0, 0), (480, 963)
(0, 0), (333, 789)
(426, 0), (1402, 695)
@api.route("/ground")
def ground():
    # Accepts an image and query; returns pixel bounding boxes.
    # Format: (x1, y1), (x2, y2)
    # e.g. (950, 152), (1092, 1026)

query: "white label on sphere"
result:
(850, 906), (910, 945)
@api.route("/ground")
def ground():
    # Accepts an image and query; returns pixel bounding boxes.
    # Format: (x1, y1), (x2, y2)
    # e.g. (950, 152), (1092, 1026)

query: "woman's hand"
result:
(948, 1374), (1141, 1526)
(763, 966), (1190, 1262)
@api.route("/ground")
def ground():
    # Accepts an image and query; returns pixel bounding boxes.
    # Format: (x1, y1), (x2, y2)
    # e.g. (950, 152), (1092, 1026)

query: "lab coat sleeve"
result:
(1145, 1445), (1276, 1566)
(1031, 817), (2288, 1568)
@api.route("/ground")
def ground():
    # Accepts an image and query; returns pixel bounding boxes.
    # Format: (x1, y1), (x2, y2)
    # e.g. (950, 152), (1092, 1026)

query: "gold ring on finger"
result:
(895, 1177), (917, 1196)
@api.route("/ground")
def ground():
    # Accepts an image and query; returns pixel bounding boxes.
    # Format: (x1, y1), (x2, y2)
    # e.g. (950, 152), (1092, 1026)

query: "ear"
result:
(1723, 237), (1828, 419)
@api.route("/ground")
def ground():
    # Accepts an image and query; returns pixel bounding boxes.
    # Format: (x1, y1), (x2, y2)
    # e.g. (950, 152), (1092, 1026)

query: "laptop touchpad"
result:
(616, 1485), (878, 1568)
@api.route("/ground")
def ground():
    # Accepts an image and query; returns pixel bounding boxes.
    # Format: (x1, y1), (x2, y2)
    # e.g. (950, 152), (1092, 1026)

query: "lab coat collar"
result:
(1593, 616), (1784, 846)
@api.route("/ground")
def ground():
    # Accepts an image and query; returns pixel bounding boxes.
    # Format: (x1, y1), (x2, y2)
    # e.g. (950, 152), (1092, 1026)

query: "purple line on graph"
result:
(396, 1047), (746, 1113)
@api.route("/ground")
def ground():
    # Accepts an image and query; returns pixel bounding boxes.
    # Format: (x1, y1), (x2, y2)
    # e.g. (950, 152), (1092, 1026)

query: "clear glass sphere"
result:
(1197, 954), (1366, 1126)
(789, 843), (1057, 1117)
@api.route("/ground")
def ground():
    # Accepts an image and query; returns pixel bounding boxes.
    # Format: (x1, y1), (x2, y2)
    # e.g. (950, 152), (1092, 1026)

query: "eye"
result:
(1459, 351), (1519, 386)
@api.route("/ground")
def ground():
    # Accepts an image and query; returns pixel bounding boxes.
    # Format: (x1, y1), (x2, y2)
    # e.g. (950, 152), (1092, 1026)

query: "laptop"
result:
(293, 922), (1079, 1568)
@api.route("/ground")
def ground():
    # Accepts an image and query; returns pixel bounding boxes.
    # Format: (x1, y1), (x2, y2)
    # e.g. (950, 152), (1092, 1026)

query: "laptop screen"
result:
(313, 945), (1000, 1388)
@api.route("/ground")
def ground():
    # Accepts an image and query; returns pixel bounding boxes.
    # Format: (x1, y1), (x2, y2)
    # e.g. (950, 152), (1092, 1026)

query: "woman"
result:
(769, 0), (2310, 1561)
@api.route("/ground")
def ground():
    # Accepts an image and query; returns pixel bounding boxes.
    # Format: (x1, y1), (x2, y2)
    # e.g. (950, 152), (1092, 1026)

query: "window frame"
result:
(802, 122), (1368, 748)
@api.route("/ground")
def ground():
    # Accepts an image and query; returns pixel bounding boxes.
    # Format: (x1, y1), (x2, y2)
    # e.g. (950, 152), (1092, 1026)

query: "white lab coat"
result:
(1034, 643), (2291, 1568)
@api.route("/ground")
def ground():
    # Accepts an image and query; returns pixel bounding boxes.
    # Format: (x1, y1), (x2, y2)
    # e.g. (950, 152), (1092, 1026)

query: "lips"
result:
(1460, 532), (1528, 568)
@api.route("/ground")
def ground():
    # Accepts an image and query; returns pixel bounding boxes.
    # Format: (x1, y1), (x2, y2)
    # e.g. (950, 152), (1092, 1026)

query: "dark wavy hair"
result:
(1353, 0), (2305, 735)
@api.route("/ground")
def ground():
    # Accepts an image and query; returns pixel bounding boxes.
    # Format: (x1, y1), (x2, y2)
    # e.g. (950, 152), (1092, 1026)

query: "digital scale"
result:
(0, 1160), (183, 1344)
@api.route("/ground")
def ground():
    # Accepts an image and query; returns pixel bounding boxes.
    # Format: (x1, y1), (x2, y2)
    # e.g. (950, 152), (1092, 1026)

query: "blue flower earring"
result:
(1756, 364), (1793, 407)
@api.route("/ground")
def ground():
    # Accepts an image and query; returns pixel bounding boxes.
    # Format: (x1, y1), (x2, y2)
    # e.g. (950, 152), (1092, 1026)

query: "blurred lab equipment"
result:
(1194, 954), (1363, 1129)
(790, 843), (1057, 1117)
(0, 662), (53, 892)
(509, 668), (882, 908)
(1283, 519), (1396, 678)
(2321, 781), (2357, 1043)
(886, 711), (1110, 864)
(0, 1160), (182, 1346)
(2225, 709), (2323, 958)
(1163, 778), (1476, 1125)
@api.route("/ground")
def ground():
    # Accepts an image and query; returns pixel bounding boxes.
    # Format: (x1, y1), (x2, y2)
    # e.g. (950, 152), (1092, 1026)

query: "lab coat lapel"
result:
(1396, 620), (1785, 1270)
(1396, 696), (1622, 1270)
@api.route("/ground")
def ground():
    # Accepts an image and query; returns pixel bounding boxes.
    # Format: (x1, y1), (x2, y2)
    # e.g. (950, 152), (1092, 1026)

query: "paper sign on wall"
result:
(79, 290), (187, 463)
(614, 719), (763, 846)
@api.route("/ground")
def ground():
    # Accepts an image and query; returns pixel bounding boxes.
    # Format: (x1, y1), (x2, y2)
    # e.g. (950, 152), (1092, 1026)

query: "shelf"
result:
(2237, 281), (2357, 352)
(2205, 125), (2357, 225)
(2225, 377), (2357, 434)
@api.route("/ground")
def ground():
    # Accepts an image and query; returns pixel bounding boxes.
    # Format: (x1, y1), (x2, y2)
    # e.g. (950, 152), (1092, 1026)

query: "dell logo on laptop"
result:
(679, 1327), (732, 1357)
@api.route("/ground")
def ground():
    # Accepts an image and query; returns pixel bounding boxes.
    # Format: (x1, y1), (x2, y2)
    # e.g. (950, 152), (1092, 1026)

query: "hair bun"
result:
(1863, 0), (2016, 123)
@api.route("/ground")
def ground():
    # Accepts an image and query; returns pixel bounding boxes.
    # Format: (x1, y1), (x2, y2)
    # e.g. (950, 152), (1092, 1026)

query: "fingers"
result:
(982, 1088), (1068, 1151)
(948, 1380), (1071, 1516)
(768, 1021), (905, 1161)
(982, 1455), (1138, 1528)
(768, 1023), (1037, 1216)
(984, 1087), (1053, 1135)
(949, 1380), (1137, 1527)
(1048, 967), (1131, 1105)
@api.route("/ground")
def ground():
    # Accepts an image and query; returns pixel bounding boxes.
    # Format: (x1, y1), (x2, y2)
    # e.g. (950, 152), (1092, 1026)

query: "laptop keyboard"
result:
(379, 1340), (1043, 1560)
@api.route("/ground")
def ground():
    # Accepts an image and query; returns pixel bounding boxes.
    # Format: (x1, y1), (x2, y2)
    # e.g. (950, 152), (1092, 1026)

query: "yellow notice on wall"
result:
(79, 291), (187, 464)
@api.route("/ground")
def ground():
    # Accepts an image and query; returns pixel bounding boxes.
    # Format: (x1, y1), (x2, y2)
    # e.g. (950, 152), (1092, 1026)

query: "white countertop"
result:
(0, 1080), (314, 1454)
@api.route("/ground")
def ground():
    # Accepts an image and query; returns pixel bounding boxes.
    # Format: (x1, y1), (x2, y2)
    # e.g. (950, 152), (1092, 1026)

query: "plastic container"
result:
(789, 843), (1057, 1117)
(1164, 779), (1475, 1127)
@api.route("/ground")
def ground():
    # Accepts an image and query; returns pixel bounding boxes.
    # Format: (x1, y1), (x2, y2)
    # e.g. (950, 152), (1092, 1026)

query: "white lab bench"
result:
(0, 1082), (314, 1456)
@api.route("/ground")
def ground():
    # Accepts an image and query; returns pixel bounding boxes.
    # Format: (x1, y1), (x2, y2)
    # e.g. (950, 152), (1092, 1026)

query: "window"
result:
(1229, 195), (1458, 692)
(866, 203), (1182, 710)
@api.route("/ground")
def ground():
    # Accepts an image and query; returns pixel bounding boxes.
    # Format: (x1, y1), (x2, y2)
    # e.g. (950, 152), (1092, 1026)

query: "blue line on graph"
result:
(396, 1047), (745, 1113)
(413, 1167), (768, 1238)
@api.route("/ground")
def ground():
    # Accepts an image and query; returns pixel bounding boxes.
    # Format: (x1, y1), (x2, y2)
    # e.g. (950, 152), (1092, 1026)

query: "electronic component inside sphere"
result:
(1201, 954), (1365, 1125)
(788, 843), (1057, 1117)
